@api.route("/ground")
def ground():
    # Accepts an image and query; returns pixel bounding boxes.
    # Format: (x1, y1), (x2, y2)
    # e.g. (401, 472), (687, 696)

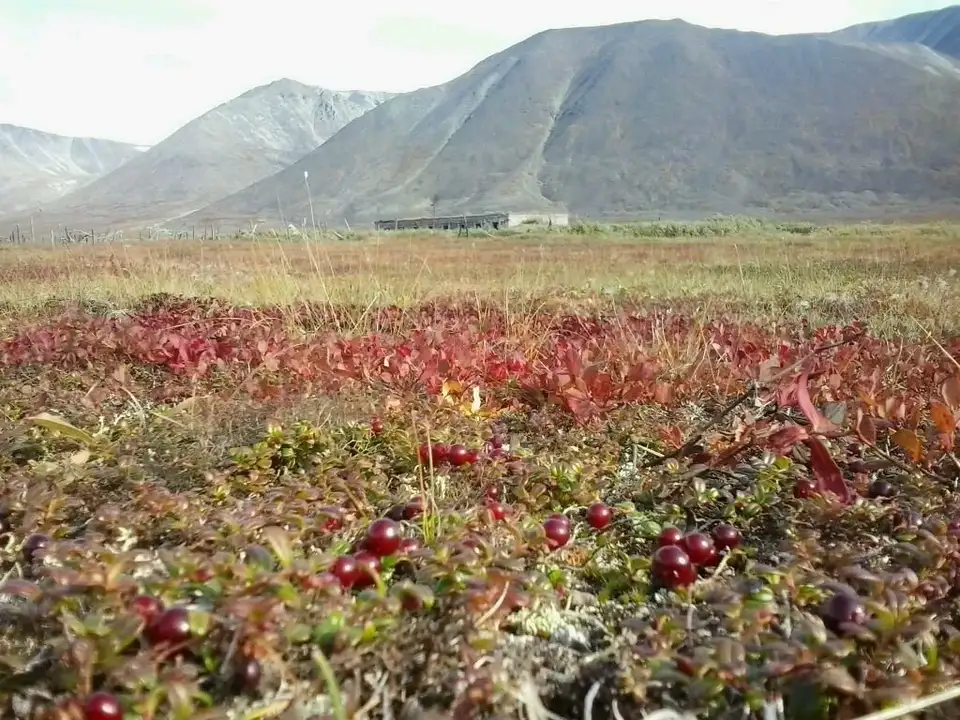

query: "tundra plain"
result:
(2, 220), (960, 720)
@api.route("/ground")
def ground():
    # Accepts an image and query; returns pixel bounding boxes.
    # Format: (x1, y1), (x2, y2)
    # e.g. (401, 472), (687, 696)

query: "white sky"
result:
(0, 0), (951, 145)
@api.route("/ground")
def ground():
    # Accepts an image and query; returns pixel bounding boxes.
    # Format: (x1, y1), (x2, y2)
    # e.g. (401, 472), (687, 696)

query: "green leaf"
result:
(28, 412), (96, 447)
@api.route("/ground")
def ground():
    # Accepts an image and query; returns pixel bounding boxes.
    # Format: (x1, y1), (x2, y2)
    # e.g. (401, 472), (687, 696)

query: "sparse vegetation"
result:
(2, 222), (960, 719)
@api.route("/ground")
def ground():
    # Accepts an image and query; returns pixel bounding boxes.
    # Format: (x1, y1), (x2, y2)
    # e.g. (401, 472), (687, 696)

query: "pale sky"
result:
(0, 0), (952, 145)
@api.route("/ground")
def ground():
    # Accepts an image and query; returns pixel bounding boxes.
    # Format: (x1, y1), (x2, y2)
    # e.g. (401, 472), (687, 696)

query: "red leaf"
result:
(806, 438), (853, 505)
(796, 373), (839, 435)
(855, 408), (877, 445)
(943, 375), (960, 410)
(766, 424), (808, 456)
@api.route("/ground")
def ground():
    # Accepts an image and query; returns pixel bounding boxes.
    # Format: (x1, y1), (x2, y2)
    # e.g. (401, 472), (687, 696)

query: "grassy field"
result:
(2, 220), (960, 720)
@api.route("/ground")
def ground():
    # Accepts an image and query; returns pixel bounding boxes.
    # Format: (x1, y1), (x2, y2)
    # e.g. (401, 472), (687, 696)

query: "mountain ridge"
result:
(185, 16), (960, 228)
(0, 124), (143, 217)
(3, 79), (393, 229)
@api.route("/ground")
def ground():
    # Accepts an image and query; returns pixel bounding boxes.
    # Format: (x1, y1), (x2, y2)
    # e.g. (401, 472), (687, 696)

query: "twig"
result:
(583, 680), (602, 720)
(645, 332), (864, 468)
(851, 682), (960, 720)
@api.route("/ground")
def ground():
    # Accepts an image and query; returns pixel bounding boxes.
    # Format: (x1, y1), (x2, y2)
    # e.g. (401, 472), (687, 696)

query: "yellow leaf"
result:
(28, 412), (96, 448)
(69, 449), (91, 465)
(891, 428), (923, 463)
(441, 380), (462, 402)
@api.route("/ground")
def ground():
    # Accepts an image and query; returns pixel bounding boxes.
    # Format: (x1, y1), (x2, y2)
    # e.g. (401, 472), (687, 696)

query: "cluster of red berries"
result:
(329, 517), (418, 590)
(651, 523), (741, 589)
(540, 503), (614, 549)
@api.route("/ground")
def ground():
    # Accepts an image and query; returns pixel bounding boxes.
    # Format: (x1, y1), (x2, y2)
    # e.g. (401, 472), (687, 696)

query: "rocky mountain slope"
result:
(834, 4), (960, 59)
(6, 79), (391, 229)
(0, 124), (142, 217)
(187, 17), (960, 227)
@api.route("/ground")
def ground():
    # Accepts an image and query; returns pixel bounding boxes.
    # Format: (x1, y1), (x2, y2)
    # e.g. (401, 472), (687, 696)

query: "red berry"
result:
(431, 443), (449, 465)
(364, 518), (402, 557)
(83, 691), (123, 720)
(301, 572), (338, 591)
(490, 435), (504, 449)
(585, 503), (613, 530)
(316, 507), (343, 532)
(144, 607), (191, 646)
(657, 526), (684, 547)
(448, 444), (473, 467)
(547, 513), (571, 528)
(681, 532), (717, 566)
(403, 498), (424, 520)
(543, 517), (571, 549)
(398, 537), (422, 554)
(371, 417), (384, 435)
(819, 592), (866, 634)
(486, 500), (509, 521)
(331, 555), (361, 588)
(652, 545), (697, 589)
(22, 533), (51, 563)
(131, 595), (163, 622)
(711, 523), (741, 551)
(794, 478), (818, 499)
(236, 656), (262, 693)
(353, 551), (382, 589)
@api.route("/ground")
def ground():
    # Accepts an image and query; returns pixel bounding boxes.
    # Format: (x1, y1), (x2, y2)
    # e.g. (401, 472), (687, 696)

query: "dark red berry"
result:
(144, 607), (191, 646)
(331, 555), (361, 589)
(448, 444), (472, 467)
(385, 504), (406, 522)
(364, 518), (402, 557)
(22, 533), (51, 563)
(585, 503), (613, 530)
(371, 417), (384, 435)
(652, 545), (697, 589)
(867, 479), (896, 499)
(657, 526), (684, 547)
(83, 691), (123, 720)
(711, 524), (741, 551)
(236, 656), (262, 693)
(486, 501), (508, 521)
(543, 517), (571, 549)
(819, 592), (867, 634)
(418, 443), (449, 466)
(431, 443), (449, 465)
(681, 532), (717, 566)
(353, 551), (381, 589)
(131, 595), (163, 622)
(794, 478), (818, 499)
(403, 498), (424, 520)
(547, 513), (571, 528)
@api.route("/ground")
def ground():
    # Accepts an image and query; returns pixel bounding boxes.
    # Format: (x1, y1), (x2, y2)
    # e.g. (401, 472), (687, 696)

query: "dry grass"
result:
(1, 222), (959, 333)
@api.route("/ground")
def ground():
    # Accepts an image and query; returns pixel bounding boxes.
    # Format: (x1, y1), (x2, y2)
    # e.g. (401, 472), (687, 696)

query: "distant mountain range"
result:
(0, 80), (392, 227)
(3, 5), (960, 233)
(0, 124), (143, 218)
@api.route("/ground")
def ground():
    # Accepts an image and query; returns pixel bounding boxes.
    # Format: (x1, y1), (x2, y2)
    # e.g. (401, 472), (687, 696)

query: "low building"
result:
(373, 211), (569, 231)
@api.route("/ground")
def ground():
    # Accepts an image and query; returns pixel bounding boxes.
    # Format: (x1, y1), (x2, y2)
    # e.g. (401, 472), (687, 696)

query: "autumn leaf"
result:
(891, 429), (923, 463)
(806, 438), (854, 505)
(943, 375), (960, 410)
(930, 401), (957, 435)
(796, 373), (840, 435)
(855, 408), (877, 445)
(766, 424), (808, 456)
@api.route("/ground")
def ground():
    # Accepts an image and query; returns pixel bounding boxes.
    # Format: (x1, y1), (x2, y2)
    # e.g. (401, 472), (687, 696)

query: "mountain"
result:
(0, 124), (142, 217)
(833, 5), (960, 60)
(187, 18), (960, 227)
(7, 79), (392, 230)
